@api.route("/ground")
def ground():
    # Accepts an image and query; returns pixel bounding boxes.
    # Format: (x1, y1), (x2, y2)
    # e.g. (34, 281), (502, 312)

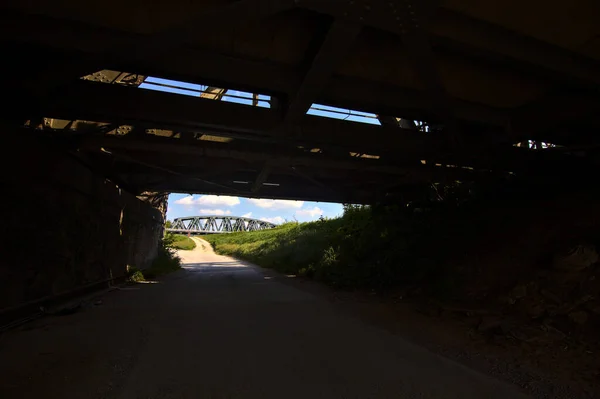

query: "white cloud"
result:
(247, 198), (304, 210)
(174, 195), (240, 207)
(242, 212), (253, 218)
(260, 216), (285, 225)
(174, 196), (195, 205)
(198, 209), (232, 216)
(295, 206), (323, 219)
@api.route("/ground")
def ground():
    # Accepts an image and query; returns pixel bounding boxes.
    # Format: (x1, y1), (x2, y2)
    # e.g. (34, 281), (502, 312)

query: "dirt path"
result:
(189, 236), (214, 254)
(0, 240), (529, 398)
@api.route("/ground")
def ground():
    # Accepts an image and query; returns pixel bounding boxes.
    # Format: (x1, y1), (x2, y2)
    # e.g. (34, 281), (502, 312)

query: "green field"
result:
(169, 234), (197, 250)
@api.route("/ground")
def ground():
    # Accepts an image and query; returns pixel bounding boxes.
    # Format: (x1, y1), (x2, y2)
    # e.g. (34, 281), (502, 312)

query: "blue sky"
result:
(166, 193), (343, 224)
(139, 77), (381, 124)
(139, 76), (381, 224)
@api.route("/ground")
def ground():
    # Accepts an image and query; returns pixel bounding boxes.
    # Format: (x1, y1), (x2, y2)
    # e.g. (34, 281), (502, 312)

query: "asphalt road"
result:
(0, 238), (529, 398)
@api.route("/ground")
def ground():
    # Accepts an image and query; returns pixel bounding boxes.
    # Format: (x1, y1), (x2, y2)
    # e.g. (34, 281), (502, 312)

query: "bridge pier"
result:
(0, 128), (165, 319)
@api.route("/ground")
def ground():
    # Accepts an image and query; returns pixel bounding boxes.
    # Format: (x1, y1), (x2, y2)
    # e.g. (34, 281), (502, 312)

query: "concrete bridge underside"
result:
(1, 0), (600, 204)
(2, 4), (600, 395)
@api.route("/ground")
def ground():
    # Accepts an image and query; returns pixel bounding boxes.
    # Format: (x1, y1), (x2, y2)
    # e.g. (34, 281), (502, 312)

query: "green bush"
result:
(144, 244), (182, 279)
(127, 239), (182, 281)
(126, 267), (145, 283)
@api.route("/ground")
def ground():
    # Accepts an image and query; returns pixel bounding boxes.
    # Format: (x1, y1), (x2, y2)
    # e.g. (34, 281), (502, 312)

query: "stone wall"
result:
(0, 134), (164, 312)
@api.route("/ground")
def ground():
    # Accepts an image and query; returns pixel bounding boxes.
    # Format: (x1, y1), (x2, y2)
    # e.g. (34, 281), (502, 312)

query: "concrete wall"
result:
(0, 134), (164, 312)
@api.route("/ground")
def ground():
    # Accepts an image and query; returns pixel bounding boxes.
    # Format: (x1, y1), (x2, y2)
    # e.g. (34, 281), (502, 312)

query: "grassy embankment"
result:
(203, 205), (441, 292)
(203, 190), (600, 302)
(169, 234), (197, 250)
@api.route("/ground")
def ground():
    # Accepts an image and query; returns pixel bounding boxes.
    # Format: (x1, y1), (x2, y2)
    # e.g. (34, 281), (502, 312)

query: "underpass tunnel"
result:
(2, 1), (600, 396)
(0, 0), (598, 339)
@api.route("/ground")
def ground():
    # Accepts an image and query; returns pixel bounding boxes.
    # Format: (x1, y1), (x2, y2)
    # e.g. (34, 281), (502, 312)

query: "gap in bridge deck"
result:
(83, 70), (430, 127)
(135, 74), (439, 133)
(140, 76), (273, 108)
(139, 75), (385, 125)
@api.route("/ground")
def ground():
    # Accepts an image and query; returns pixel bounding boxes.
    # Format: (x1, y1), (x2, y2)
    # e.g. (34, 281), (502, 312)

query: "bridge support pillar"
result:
(0, 128), (164, 317)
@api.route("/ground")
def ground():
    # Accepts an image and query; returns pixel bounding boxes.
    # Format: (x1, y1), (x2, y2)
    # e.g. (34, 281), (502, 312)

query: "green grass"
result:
(169, 234), (196, 250)
(205, 220), (341, 275)
(203, 205), (435, 291)
(203, 203), (531, 301)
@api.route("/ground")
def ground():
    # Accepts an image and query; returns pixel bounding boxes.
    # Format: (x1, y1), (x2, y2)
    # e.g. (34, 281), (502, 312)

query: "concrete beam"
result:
(300, 1), (600, 87)
(282, 19), (362, 128)
(35, 80), (582, 174)
(429, 8), (600, 87)
(0, 11), (508, 126)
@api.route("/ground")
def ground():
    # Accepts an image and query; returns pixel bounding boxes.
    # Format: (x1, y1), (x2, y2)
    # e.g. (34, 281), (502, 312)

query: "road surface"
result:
(0, 238), (529, 398)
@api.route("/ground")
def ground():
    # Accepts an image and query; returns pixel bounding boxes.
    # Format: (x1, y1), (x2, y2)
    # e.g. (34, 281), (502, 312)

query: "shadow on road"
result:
(183, 263), (249, 273)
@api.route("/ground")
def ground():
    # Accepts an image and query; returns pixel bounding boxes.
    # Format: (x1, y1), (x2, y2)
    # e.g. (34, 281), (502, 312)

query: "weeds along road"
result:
(0, 237), (529, 399)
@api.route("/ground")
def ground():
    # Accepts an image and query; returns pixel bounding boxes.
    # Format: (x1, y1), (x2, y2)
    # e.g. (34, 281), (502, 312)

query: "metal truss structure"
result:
(168, 216), (277, 234)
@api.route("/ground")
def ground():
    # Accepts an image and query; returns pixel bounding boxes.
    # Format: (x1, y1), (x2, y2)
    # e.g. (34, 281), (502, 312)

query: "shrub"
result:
(126, 267), (145, 283)
(144, 244), (181, 279)
(127, 239), (182, 281)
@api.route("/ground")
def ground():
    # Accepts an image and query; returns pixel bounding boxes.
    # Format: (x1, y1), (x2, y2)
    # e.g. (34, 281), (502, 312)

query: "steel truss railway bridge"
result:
(167, 216), (277, 234)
